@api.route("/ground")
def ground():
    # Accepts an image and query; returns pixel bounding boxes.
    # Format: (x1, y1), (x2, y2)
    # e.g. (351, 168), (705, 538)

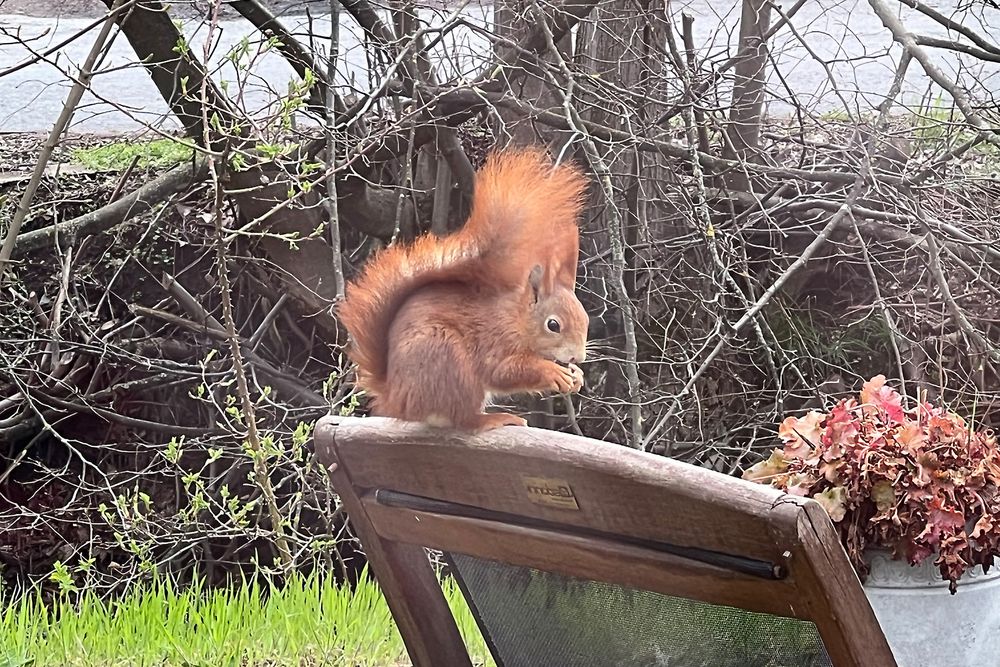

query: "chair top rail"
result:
(316, 416), (805, 562)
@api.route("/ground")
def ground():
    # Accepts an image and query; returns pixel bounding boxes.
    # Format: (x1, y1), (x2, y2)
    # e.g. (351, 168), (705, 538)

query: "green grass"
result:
(770, 307), (894, 373)
(71, 138), (193, 171)
(0, 571), (493, 667)
(0, 561), (834, 667)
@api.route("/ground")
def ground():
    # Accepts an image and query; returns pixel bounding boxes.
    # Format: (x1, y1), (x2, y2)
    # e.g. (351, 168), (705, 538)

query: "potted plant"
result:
(743, 374), (1000, 666)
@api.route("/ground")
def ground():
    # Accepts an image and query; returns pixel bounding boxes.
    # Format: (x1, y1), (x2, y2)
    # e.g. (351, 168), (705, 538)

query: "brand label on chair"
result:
(521, 476), (580, 510)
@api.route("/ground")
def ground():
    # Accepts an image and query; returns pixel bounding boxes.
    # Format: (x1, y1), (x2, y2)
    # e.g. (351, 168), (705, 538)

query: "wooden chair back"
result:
(314, 416), (896, 667)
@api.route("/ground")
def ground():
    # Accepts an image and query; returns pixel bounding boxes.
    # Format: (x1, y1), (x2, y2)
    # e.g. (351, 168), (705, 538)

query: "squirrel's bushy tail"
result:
(459, 147), (587, 290)
(337, 147), (588, 398)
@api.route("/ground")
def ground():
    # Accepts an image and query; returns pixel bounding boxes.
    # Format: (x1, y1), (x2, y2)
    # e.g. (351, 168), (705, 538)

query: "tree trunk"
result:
(723, 0), (772, 193)
(100, 0), (233, 142)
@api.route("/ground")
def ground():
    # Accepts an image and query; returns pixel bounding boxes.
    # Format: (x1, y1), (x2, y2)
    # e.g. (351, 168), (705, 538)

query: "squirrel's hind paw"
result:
(470, 412), (528, 432)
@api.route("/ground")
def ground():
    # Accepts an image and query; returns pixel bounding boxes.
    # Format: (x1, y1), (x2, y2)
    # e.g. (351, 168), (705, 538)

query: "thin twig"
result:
(327, 0), (346, 299)
(201, 0), (293, 572)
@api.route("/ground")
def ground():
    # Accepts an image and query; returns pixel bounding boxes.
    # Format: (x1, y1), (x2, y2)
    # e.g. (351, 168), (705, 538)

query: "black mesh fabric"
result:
(446, 551), (833, 667)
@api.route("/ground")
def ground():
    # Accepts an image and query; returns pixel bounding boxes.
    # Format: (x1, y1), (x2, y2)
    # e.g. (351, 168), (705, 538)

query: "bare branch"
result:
(869, 0), (1000, 149)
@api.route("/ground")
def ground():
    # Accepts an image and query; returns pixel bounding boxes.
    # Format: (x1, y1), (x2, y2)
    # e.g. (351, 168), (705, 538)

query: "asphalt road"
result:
(0, 0), (997, 134)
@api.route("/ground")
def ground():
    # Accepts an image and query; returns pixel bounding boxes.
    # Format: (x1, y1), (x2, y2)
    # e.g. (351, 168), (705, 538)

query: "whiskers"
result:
(582, 340), (603, 361)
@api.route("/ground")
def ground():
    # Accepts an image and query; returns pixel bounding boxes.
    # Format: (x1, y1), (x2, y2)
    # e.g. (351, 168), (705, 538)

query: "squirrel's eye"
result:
(546, 318), (561, 333)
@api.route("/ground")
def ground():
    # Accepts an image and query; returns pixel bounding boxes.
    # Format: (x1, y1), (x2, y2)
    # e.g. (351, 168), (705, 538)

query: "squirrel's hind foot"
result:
(469, 412), (528, 433)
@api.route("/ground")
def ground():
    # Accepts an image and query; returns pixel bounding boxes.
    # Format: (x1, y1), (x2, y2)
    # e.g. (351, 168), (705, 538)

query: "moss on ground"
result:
(71, 138), (193, 171)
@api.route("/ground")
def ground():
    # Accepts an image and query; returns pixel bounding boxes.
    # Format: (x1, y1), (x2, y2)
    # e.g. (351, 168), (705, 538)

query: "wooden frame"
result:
(314, 415), (897, 667)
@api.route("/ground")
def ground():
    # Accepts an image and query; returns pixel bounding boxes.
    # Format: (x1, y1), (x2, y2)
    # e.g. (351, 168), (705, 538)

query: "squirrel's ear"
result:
(528, 264), (545, 303)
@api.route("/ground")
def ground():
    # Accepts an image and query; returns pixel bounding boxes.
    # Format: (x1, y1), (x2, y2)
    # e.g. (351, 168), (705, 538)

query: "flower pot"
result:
(862, 549), (1000, 667)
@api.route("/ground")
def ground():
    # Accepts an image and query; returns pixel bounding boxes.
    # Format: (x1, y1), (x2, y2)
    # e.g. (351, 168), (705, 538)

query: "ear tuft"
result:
(528, 264), (544, 302)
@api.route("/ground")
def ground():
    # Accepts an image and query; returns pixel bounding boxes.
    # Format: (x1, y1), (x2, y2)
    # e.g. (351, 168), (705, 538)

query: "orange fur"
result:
(336, 147), (589, 431)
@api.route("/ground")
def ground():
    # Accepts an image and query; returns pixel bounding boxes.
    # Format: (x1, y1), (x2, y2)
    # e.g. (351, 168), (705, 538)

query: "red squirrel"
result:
(337, 147), (590, 432)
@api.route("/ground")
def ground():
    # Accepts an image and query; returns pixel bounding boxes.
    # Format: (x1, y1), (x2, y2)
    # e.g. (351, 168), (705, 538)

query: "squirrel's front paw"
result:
(547, 362), (583, 395)
(567, 363), (584, 393)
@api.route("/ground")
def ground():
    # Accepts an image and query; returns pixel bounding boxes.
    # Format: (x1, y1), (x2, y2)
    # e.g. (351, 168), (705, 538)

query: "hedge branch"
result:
(13, 156), (209, 255)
